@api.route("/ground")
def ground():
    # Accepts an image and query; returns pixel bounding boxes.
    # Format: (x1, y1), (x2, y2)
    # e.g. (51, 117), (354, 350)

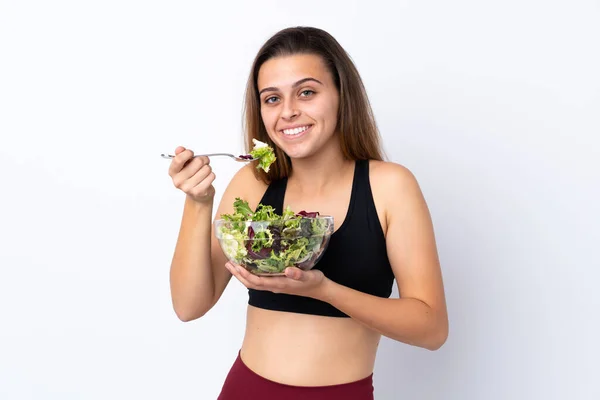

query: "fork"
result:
(160, 153), (258, 162)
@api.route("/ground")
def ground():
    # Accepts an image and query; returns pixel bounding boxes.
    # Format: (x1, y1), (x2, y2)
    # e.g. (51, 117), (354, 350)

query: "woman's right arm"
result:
(167, 146), (263, 321)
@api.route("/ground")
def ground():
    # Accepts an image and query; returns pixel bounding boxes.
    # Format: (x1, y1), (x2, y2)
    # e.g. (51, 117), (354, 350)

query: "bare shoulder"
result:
(231, 163), (269, 199)
(368, 160), (427, 228)
(369, 160), (419, 188)
(369, 160), (423, 203)
(215, 163), (269, 218)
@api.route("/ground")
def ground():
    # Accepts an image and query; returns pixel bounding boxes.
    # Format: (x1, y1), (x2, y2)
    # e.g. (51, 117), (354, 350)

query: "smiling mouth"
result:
(281, 125), (312, 136)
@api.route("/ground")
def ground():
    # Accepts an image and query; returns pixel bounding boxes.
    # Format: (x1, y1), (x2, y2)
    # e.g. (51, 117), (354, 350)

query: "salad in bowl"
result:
(215, 198), (334, 276)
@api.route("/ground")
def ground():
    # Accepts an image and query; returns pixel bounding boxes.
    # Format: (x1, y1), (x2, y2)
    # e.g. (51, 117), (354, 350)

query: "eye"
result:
(264, 96), (279, 104)
(300, 90), (315, 97)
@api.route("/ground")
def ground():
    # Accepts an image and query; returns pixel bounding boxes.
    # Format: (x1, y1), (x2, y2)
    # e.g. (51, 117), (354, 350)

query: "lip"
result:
(278, 124), (313, 139)
(278, 124), (313, 133)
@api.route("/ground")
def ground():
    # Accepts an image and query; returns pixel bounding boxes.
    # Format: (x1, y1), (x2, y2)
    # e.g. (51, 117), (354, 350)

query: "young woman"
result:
(167, 26), (448, 400)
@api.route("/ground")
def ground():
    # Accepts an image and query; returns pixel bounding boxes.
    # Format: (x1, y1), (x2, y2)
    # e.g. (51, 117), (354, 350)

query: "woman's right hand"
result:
(168, 146), (216, 203)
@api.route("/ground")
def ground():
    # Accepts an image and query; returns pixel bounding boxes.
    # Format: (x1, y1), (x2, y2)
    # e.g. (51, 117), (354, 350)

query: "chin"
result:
(270, 130), (315, 159)
(280, 148), (312, 160)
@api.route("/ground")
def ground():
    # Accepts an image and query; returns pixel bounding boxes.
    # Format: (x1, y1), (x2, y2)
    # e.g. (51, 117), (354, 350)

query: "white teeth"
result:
(283, 125), (310, 135)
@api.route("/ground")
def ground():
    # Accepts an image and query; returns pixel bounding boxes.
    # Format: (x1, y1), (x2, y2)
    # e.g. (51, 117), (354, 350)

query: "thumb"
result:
(175, 146), (186, 155)
(284, 267), (306, 281)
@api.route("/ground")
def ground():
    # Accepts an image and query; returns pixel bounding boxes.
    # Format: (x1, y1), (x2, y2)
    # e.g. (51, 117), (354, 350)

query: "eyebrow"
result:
(258, 77), (323, 96)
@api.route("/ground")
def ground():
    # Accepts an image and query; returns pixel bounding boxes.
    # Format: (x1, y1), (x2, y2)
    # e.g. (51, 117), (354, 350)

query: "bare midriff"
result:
(240, 304), (381, 387)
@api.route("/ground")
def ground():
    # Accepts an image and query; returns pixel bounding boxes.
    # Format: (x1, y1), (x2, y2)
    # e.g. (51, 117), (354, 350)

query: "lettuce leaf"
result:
(249, 139), (276, 173)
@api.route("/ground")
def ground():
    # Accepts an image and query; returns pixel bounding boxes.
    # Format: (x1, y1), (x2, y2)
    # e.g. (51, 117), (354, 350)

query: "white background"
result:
(1, 1), (599, 399)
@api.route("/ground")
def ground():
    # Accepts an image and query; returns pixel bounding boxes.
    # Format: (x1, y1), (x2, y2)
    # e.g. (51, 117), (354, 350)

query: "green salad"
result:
(217, 198), (331, 274)
(239, 139), (276, 173)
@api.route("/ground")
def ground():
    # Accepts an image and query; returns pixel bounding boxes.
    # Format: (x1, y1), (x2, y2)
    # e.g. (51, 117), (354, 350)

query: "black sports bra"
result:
(248, 159), (395, 317)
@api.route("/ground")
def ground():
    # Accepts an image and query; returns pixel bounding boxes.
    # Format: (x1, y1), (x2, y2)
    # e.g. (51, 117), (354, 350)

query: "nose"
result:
(280, 98), (299, 120)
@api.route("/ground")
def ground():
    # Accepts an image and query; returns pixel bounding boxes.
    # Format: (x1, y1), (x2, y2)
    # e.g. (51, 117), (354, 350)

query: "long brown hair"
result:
(243, 26), (385, 184)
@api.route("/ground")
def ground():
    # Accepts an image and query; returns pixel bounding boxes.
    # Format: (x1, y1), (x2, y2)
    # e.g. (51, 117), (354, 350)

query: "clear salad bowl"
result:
(215, 216), (334, 276)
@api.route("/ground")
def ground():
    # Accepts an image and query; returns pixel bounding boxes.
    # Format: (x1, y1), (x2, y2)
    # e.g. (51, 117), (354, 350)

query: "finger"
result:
(172, 157), (208, 187)
(232, 262), (265, 287)
(226, 262), (258, 289)
(175, 146), (186, 155)
(178, 155), (210, 180)
(230, 261), (285, 290)
(188, 170), (216, 198)
(284, 267), (305, 281)
(225, 262), (243, 281)
(169, 149), (195, 177)
(224, 262), (242, 281)
(179, 163), (214, 192)
(232, 263), (292, 293)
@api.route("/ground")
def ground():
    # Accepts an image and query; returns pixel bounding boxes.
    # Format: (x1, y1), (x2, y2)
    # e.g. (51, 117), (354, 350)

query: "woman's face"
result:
(257, 53), (340, 160)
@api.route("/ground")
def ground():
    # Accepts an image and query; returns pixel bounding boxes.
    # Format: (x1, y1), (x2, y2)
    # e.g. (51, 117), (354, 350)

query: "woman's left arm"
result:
(317, 163), (448, 350)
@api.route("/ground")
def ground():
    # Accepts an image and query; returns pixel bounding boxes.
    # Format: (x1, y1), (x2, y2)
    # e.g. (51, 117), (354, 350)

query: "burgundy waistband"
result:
(217, 351), (374, 400)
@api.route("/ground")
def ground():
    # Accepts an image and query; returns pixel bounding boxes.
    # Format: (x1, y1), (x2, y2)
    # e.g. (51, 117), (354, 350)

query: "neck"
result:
(287, 137), (354, 195)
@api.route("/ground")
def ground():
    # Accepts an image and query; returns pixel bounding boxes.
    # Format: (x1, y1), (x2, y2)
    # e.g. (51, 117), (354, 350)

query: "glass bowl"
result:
(214, 216), (334, 276)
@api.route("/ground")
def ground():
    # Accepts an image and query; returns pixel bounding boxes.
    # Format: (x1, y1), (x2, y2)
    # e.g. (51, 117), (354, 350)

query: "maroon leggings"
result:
(217, 352), (374, 400)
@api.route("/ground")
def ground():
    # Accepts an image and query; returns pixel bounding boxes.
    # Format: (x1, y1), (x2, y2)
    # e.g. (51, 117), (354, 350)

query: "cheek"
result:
(314, 96), (338, 121)
(327, 102), (338, 122)
(260, 108), (276, 128)
(329, 95), (340, 118)
(315, 103), (338, 130)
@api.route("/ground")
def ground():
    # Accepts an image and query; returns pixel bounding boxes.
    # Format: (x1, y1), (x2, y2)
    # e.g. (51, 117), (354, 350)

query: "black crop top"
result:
(248, 159), (395, 318)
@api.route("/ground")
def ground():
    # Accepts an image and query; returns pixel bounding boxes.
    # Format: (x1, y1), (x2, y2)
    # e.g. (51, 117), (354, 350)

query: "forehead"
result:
(257, 54), (331, 90)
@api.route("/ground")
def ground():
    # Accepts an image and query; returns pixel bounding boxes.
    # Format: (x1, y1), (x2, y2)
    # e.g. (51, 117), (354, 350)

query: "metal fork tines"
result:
(160, 153), (257, 162)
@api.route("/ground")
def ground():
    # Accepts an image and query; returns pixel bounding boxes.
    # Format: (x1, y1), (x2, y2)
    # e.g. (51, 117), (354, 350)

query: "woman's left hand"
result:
(224, 261), (329, 300)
